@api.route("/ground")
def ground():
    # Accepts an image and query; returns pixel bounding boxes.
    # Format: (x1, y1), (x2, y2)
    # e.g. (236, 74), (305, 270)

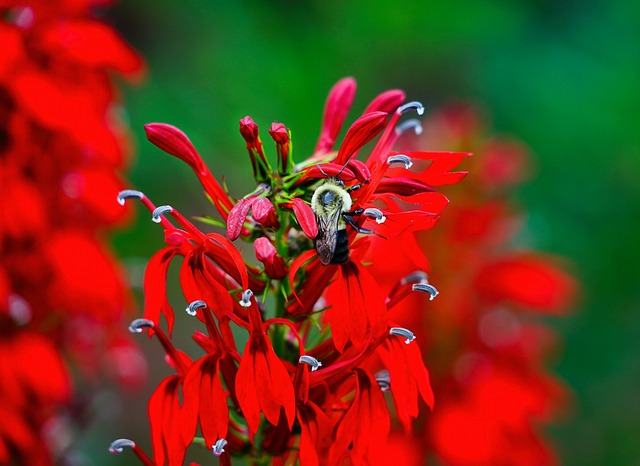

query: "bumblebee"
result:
(311, 178), (368, 265)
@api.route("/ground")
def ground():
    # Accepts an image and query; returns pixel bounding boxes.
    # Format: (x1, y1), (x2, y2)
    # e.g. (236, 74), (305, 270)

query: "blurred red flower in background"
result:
(0, 1), (145, 464)
(378, 104), (578, 465)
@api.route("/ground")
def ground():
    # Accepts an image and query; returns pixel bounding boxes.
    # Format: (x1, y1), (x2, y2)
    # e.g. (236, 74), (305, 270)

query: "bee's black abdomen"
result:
(330, 229), (349, 264)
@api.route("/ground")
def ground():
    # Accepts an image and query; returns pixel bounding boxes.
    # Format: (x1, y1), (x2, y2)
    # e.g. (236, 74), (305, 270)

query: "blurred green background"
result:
(95, 0), (640, 464)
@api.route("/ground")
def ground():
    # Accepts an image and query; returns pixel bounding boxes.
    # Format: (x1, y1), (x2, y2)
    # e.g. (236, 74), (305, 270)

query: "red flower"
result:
(116, 78), (468, 465)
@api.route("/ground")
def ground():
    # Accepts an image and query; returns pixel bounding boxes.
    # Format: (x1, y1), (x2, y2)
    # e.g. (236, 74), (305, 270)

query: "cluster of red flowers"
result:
(380, 105), (577, 465)
(0, 1), (144, 464)
(111, 78), (469, 465)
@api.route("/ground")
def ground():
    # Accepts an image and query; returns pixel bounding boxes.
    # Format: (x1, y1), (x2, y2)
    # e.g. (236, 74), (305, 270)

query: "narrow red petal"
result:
(315, 77), (357, 154)
(335, 111), (388, 165)
(291, 198), (318, 239)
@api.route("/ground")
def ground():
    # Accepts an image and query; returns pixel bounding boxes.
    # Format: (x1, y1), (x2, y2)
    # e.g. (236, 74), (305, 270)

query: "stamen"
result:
(412, 282), (439, 300)
(128, 318), (155, 333)
(398, 101), (425, 116)
(375, 370), (391, 392)
(109, 438), (135, 453)
(363, 208), (387, 224)
(152, 205), (173, 223)
(389, 327), (416, 344)
(400, 271), (428, 286)
(212, 438), (228, 456)
(117, 189), (144, 206)
(394, 119), (423, 136)
(239, 289), (253, 307)
(387, 154), (414, 169)
(186, 300), (207, 316)
(8, 294), (31, 325)
(299, 355), (323, 371)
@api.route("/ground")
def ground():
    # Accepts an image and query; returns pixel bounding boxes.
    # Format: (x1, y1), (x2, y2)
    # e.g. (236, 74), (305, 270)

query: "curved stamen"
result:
(186, 300), (207, 316)
(400, 271), (428, 286)
(212, 438), (228, 457)
(117, 189), (144, 206)
(128, 318), (155, 333)
(363, 208), (386, 224)
(395, 119), (423, 137)
(109, 438), (136, 453)
(152, 205), (173, 224)
(387, 154), (413, 169)
(239, 289), (253, 307)
(389, 327), (416, 344)
(375, 369), (391, 392)
(413, 282), (439, 301)
(398, 101), (425, 116)
(299, 355), (323, 371)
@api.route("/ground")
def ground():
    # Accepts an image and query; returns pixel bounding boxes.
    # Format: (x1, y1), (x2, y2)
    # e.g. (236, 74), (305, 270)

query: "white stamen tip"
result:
(375, 370), (391, 392)
(117, 189), (144, 206)
(395, 119), (423, 137)
(363, 208), (386, 224)
(398, 101), (425, 116)
(400, 271), (428, 286)
(389, 327), (416, 344)
(299, 355), (323, 371)
(152, 205), (173, 223)
(109, 438), (135, 454)
(413, 282), (439, 300)
(128, 318), (155, 333)
(186, 300), (206, 316)
(239, 289), (253, 307)
(387, 154), (414, 169)
(212, 438), (228, 456)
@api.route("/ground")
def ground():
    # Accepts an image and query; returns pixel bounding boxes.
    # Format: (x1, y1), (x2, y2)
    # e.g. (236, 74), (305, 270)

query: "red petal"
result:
(226, 197), (255, 240)
(326, 262), (386, 351)
(204, 232), (250, 290)
(315, 77), (357, 154)
(143, 247), (178, 334)
(145, 123), (205, 173)
(335, 111), (388, 165)
(363, 89), (406, 114)
(251, 197), (278, 227)
(298, 163), (356, 183)
(291, 198), (318, 239)
(346, 159), (371, 183)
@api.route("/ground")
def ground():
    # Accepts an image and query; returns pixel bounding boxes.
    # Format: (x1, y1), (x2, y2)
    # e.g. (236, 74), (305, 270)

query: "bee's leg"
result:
(347, 184), (364, 193)
(343, 212), (373, 235)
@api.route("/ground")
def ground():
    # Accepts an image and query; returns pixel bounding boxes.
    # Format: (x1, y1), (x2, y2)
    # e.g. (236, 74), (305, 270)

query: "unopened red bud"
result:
(254, 237), (287, 279)
(239, 116), (271, 182)
(270, 122), (292, 175)
(239, 116), (259, 144)
(251, 197), (279, 228)
(144, 123), (204, 173)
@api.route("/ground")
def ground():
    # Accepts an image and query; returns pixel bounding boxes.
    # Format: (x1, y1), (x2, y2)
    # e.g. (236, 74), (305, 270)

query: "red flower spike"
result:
(330, 369), (390, 465)
(254, 237), (287, 280)
(334, 111), (389, 166)
(314, 76), (357, 155)
(326, 261), (386, 352)
(364, 89), (406, 114)
(226, 197), (256, 240)
(291, 198), (318, 239)
(236, 305), (296, 438)
(251, 197), (279, 228)
(270, 122), (293, 175)
(378, 336), (434, 432)
(240, 116), (272, 182)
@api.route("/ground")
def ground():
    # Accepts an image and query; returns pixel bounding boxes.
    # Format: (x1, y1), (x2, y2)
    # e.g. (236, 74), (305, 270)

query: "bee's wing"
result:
(315, 202), (343, 265)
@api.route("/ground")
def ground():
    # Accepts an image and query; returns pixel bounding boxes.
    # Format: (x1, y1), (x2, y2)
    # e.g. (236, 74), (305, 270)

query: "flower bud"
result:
(254, 237), (287, 279)
(251, 197), (279, 228)
(269, 122), (292, 175)
(239, 116), (272, 182)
